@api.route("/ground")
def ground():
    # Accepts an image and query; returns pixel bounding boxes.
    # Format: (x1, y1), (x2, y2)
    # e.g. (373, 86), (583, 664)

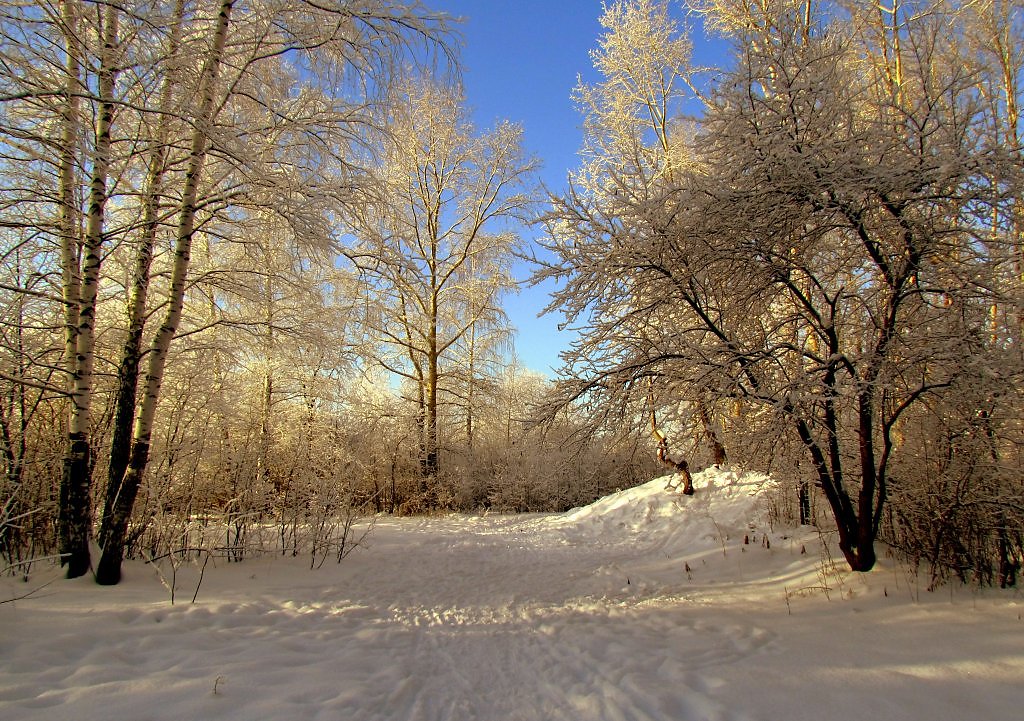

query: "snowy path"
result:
(2, 471), (1023, 721)
(318, 515), (776, 721)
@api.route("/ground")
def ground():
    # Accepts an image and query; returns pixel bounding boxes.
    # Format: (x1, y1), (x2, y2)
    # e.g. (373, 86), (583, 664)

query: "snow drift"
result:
(552, 467), (774, 548)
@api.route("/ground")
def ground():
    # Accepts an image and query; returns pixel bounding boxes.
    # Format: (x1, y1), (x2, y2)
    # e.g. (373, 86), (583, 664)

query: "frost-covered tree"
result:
(1, 0), (147, 577)
(350, 78), (536, 486)
(536, 0), (718, 484)
(1, 0), (453, 583)
(94, 0), (452, 584)
(540, 0), (1023, 575)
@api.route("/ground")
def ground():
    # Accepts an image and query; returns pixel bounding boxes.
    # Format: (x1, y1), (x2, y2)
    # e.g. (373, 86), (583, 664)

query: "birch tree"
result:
(351, 79), (535, 485)
(94, 0), (233, 584)
(57, 2), (121, 577)
(97, 0), (187, 554)
(95, 0), (451, 584)
(3, 0), (209, 576)
(2, 0), (454, 579)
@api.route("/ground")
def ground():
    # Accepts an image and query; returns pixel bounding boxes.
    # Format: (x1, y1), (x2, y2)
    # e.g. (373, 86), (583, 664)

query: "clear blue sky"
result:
(430, 1), (723, 376)
(428, 0), (604, 377)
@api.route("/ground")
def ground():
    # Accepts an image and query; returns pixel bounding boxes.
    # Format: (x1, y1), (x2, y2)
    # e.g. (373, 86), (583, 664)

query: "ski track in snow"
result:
(338, 516), (770, 721)
(2, 469), (1022, 721)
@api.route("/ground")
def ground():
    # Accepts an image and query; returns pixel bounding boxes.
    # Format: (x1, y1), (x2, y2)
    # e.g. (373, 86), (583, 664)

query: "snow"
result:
(2, 467), (1022, 721)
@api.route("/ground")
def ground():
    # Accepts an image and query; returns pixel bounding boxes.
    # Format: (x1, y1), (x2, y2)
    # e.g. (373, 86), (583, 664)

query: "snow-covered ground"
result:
(2, 467), (1022, 721)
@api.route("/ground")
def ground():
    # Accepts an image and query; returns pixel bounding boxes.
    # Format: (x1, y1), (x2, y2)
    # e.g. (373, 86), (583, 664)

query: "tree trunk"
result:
(649, 419), (693, 495)
(423, 287), (440, 479)
(2, 251), (30, 489)
(790, 408), (875, 572)
(655, 434), (693, 495)
(56, 0), (82, 568)
(99, 0), (185, 552)
(798, 481), (811, 526)
(696, 401), (726, 466)
(997, 520), (1018, 588)
(647, 382), (693, 494)
(59, 5), (118, 578)
(465, 323), (476, 451)
(97, 0), (233, 585)
(58, 0), (81, 384)
(258, 256), (274, 494)
(855, 390), (880, 571)
(424, 352), (439, 478)
(0, 276), (23, 483)
(412, 359), (428, 484)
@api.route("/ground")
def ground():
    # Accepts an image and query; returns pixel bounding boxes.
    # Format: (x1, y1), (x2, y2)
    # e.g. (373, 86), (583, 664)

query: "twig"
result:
(191, 552), (211, 604)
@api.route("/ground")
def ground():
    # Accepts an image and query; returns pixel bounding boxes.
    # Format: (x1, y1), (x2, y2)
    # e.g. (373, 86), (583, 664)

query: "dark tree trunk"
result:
(99, 347), (143, 549)
(997, 523), (1018, 588)
(855, 391), (880, 572)
(656, 435), (693, 495)
(697, 403), (727, 466)
(790, 407), (876, 572)
(59, 433), (92, 577)
(96, 440), (149, 584)
(798, 481), (812, 526)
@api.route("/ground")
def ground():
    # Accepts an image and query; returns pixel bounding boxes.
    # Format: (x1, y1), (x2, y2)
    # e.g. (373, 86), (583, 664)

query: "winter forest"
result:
(1, 0), (1022, 597)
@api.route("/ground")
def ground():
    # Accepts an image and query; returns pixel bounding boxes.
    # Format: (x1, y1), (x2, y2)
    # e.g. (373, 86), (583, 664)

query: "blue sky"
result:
(429, 1), (725, 376)
(429, 0), (604, 376)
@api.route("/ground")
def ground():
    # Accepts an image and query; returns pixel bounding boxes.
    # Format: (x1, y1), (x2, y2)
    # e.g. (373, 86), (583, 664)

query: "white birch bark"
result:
(99, 0), (187, 550)
(96, 0), (234, 584)
(57, 0), (81, 381)
(59, 4), (119, 578)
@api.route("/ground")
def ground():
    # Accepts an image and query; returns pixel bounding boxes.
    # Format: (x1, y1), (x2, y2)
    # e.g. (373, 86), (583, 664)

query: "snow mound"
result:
(547, 466), (776, 555)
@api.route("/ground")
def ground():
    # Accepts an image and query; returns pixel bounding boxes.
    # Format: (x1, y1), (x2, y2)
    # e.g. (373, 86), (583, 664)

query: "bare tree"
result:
(96, 0), (452, 584)
(98, 0), (188, 554)
(95, 0), (235, 585)
(57, 2), (121, 577)
(540, 1), (1022, 574)
(537, 0), (718, 478)
(351, 78), (536, 485)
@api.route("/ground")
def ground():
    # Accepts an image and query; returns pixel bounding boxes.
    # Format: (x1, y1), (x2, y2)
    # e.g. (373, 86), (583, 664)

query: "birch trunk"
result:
(59, 5), (118, 578)
(258, 277), (274, 493)
(58, 0), (81, 382)
(56, 0), (81, 560)
(99, 0), (186, 551)
(424, 286), (440, 480)
(96, 0), (233, 585)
